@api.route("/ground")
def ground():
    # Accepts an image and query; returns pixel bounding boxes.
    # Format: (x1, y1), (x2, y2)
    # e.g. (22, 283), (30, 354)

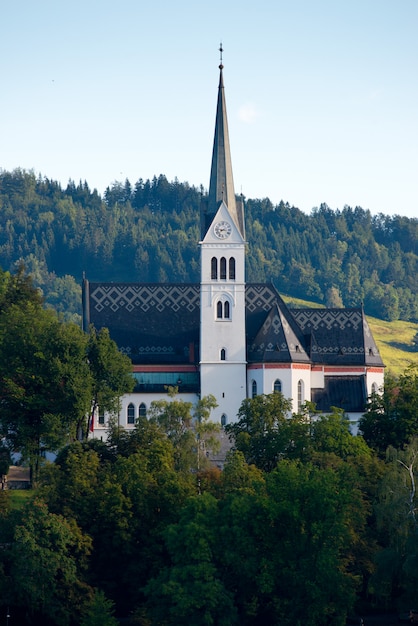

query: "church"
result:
(82, 57), (384, 435)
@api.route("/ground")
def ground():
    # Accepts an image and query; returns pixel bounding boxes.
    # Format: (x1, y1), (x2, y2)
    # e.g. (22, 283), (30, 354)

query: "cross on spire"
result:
(219, 42), (224, 69)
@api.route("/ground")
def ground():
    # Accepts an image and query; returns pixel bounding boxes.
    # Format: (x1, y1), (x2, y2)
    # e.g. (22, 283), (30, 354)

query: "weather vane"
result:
(219, 42), (224, 69)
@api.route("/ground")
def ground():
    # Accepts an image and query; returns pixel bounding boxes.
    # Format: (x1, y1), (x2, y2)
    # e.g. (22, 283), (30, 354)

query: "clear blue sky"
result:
(1, 0), (417, 218)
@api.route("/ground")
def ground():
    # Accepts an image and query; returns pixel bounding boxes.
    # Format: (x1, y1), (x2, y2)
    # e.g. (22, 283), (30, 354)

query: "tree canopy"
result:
(359, 365), (418, 455)
(1, 375), (418, 623)
(0, 266), (134, 482)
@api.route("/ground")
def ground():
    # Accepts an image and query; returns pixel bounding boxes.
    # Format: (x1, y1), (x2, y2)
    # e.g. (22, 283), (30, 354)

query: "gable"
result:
(201, 200), (246, 245)
(248, 302), (310, 364)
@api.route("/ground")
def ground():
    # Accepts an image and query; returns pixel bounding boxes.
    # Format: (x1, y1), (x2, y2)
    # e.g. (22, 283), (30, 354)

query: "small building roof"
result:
(311, 376), (367, 413)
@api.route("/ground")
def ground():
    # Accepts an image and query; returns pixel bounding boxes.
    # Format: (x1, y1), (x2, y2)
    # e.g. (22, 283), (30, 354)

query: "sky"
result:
(1, 0), (417, 218)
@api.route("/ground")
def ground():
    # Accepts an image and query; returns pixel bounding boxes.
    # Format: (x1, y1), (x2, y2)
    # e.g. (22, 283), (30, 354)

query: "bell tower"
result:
(199, 46), (247, 425)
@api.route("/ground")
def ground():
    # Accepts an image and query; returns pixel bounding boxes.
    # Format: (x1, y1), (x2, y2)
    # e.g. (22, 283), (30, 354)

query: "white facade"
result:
(247, 364), (312, 413)
(199, 201), (247, 424)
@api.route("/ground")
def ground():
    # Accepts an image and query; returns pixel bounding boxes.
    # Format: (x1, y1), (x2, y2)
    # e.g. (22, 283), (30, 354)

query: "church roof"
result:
(291, 307), (383, 367)
(311, 376), (367, 413)
(248, 304), (310, 363)
(247, 301), (310, 363)
(83, 280), (384, 369)
(83, 282), (200, 364)
(203, 62), (245, 239)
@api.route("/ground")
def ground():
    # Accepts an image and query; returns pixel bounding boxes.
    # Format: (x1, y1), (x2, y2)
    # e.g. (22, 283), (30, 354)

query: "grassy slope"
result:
(367, 316), (418, 376)
(282, 295), (418, 378)
(8, 489), (33, 509)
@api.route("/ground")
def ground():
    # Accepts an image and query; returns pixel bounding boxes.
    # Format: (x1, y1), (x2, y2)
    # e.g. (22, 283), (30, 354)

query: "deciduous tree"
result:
(2, 498), (92, 626)
(0, 302), (92, 483)
(85, 325), (135, 440)
(226, 393), (299, 471)
(360, 367), (418, 454)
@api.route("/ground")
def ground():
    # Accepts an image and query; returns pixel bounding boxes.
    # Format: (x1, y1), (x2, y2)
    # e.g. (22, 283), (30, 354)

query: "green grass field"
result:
(367, 316), (418, 376)
(8, 489), (34, 509)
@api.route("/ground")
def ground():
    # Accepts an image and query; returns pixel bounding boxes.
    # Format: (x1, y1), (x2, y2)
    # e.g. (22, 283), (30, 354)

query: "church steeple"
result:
(202, 46), (245, 239)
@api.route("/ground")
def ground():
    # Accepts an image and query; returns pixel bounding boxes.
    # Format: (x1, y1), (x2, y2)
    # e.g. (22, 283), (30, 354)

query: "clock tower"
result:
(199, 52), (247, 425)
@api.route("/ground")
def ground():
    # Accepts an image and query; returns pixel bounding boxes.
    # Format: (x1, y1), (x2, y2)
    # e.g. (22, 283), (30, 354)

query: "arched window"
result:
(221, 414), (227, 427)
(220, 348), (226, 361)
(220, 257), (227, 280)
(127, 402), (135, 425)
(297, 380), (304, 413)
(139, 402), (147, 417)
(229, 257), (236, 280)
(211, 257), (218, 280)
(252, 380), (257, 398)
(273, 379), (282, 394)
(371, 382), (378, 394)
(216, 299), (231, 320)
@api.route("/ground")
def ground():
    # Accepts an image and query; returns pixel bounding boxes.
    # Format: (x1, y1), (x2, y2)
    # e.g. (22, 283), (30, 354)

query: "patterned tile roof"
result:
(291, 307), (383, 366)
(85, 282), (200, 364)
(248, 303), (310, 363)
(83, 280), (384, 368)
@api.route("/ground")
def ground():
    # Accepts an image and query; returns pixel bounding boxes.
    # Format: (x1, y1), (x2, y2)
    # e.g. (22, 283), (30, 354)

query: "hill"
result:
(366, 316), (418, 376)
(1, 167), (418, 374)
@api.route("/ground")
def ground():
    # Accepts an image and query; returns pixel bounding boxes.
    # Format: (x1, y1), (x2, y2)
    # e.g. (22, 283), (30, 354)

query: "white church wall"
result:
(310, 367), (325, 388)
(247, 365), (294, 403)
(200, 286), (246, 363)
(366, 368), (385, 395)
(92, 391), (200, 441)
(200, 362), (247, 425)
(246, 364), (313, 413)
(290, 365), (312, 413)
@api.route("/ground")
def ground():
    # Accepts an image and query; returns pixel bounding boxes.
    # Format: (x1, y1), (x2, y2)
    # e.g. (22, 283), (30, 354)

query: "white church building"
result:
(82, 58), (384, 435)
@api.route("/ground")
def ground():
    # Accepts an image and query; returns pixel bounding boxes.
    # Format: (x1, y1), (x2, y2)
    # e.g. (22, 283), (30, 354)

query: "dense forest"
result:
(4, 385), (418, 625)
(1, 167), (418, 322)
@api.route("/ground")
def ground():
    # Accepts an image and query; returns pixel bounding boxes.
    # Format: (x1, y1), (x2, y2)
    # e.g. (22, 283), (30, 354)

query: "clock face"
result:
(214, 220), (232, 239)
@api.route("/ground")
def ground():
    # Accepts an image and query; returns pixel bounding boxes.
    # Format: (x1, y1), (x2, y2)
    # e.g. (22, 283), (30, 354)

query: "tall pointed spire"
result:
(203, 45), (245, 238)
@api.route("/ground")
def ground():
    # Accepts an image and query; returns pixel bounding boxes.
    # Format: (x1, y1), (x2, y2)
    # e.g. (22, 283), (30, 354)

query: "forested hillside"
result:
(1, 167), (418, 323)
